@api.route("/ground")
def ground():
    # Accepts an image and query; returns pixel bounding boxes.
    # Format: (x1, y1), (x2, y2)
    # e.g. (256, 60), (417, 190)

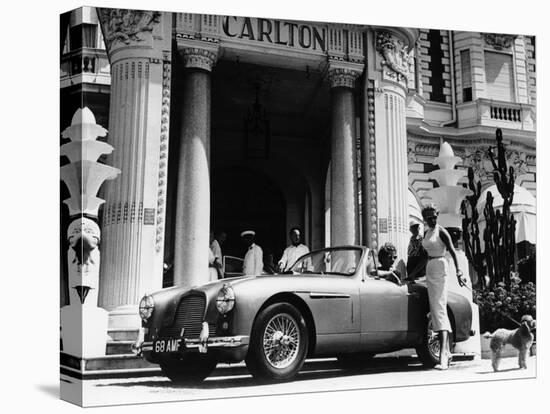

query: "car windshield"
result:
(289, 247), (363, 276)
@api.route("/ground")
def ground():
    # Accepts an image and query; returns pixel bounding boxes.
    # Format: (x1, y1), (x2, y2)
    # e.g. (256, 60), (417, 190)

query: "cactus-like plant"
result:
(462, 128), (517, 289)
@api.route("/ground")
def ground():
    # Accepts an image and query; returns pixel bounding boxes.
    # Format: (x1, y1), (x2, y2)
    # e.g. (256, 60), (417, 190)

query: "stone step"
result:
(107, 328), (139, 341)
(86, 354), (155, 371)
(61, 352), (157, 372)
(106, 340), (135, 355)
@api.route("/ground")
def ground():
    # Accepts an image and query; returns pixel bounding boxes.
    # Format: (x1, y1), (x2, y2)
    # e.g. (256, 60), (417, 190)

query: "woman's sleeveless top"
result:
(422, 224), (447, 257)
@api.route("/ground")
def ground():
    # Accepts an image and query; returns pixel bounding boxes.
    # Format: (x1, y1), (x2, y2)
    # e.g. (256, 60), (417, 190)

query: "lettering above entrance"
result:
(223, 17), (327, 52)
(175, 13), (365, 63)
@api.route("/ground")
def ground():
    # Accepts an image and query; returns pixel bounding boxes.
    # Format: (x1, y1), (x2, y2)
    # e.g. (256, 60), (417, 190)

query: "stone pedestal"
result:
(173, 46), (218, 289)
(97, 10), (172, 327)
(61, 305), (109, 358)
(328, 65), (362, 246)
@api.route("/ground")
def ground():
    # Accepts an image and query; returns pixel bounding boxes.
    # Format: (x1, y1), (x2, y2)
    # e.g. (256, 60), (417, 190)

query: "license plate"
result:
(153, 338), (183, 353)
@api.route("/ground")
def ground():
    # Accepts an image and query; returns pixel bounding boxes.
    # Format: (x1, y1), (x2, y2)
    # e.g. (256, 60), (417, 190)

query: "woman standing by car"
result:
(421, 204), (466, 370)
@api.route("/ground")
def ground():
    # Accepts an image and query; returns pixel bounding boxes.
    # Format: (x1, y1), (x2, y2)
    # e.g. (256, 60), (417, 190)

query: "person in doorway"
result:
(278, 227), (310, 272)
(241, 230), (264, 276)
(421, 204), (467, 370)
(407, 221), (428, 280)
(209, 231), (223, 280)
(371, 242), (402, 285)
(210, 230), (227, 264)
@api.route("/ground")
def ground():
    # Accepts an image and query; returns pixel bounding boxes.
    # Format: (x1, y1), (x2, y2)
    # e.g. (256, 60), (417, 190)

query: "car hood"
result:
(149, 272), (349, 314)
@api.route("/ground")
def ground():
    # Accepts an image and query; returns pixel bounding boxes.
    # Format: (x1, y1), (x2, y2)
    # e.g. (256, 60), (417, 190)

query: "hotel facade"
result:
(60, 7), (536, 330)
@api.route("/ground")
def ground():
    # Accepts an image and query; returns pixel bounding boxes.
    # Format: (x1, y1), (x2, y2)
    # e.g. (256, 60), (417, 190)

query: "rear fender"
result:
(447, 292), (473, 342)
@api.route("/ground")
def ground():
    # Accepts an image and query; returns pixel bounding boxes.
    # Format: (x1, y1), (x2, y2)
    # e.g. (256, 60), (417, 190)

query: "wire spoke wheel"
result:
(262, 313), (300, 369)
(427, 321), (441, 360)
(246, 302), (308, 381)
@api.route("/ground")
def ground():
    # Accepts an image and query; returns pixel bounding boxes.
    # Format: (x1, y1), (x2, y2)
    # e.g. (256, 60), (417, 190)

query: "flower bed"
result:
(474, 275), (536, 334)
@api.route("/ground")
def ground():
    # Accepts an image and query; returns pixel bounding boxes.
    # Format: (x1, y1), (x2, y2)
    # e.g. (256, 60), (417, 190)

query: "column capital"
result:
(328, 62), (363, 89)
(178, 46), (219, 72)
(97, 9), (171, 64)
(97, 9), (162, 51)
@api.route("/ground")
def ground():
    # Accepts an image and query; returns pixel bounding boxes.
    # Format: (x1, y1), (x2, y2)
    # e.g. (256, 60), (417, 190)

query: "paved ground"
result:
(61, 354), (536, 407)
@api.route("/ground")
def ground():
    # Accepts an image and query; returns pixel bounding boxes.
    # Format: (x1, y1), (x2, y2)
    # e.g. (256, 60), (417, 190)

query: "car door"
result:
(405, 281), (430, 342)
(222, 255), (244, 278)
(302, 276), (361, 354)
(359, 251), (410, 351)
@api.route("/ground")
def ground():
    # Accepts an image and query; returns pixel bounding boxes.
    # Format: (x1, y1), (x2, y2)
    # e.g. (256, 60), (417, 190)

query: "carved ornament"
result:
(98, 9), (161, 47)
(483, 33), (517, 50)
(407, 141), (417, 164)
(375, 30), (414, 83)
(463, 146), (531, 180)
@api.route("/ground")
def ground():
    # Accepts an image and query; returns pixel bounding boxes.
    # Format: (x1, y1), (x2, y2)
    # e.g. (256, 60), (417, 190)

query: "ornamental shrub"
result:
(474, 273), (536, 333)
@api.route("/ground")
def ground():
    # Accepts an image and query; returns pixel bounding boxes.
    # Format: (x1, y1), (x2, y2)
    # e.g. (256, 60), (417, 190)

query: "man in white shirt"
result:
(210, 230), (226, 263)
(278, 227), (310, 272)
(241, 230), (264, 276)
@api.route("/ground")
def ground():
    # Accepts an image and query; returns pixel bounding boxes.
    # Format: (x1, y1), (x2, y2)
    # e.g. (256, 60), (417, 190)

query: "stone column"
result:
(173, 47), (218, 289)
(97, 10), (172, 328)
(367, 28), (418, 260)
(328, 65), (362, 246)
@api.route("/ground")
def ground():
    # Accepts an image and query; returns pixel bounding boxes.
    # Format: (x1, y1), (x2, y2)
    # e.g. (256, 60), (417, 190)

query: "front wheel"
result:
(160, 354), (218, 384)
(415, 316), (441, 368)
(246, 302), (308, 381)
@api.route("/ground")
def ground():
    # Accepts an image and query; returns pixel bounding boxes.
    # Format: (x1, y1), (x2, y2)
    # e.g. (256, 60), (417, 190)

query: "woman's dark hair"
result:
(421, 203), (439, 219)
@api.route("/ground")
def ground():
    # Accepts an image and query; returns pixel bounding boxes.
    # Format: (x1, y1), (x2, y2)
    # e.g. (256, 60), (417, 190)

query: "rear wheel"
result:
(160, 354), (218, 384)
(245, 302), (308, 381)
(415, 316), (441, 368)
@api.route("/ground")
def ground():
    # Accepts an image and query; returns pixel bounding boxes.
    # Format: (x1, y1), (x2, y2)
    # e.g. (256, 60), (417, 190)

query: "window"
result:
(460, 49), (472, 102)
(427, 30), (446, 103)
(69, 24), (97, 50)
(485, 51), (515, 102)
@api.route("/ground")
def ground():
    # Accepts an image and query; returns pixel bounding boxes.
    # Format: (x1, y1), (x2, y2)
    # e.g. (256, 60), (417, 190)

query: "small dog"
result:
(483, 315), (536, 372)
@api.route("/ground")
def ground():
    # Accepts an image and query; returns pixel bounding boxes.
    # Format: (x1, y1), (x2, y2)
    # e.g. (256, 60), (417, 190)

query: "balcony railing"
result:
(489, 104), (521, 122)
(60, 48), (110, 85)
(457, 98), (535, 132)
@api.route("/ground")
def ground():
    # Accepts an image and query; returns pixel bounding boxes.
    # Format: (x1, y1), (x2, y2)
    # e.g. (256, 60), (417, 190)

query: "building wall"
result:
(418, 29), (452, 104)
(407, 31), (536, 229)
(61, 9), (537, 288)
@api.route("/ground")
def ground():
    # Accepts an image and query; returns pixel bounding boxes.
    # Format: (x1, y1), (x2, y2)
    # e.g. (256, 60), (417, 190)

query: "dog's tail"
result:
(483, 331), (494, 339)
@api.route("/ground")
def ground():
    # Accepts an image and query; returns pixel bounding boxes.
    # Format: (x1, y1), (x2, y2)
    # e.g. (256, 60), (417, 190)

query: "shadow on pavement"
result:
(96, 357), (429, 389)
(35, 383), (59, 399)
(477, 367), (524, 375)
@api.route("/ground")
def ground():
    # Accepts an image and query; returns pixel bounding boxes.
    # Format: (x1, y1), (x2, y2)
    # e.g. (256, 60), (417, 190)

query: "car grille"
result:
(159, 294), (216, 339)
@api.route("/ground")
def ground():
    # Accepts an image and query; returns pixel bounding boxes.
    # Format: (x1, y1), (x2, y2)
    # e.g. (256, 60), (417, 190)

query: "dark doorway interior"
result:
(211, 166), (286, 263)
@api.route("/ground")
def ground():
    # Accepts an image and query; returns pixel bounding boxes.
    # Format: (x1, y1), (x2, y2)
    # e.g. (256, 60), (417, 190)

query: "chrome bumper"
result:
(132, 326), (249, 355)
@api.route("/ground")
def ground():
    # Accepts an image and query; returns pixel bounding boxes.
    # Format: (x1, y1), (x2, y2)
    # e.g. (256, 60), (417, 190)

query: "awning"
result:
(476, 184), (536, 245)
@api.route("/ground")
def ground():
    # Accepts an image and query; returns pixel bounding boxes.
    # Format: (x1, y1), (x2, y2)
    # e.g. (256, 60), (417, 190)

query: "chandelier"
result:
(244, 82), (270, 159)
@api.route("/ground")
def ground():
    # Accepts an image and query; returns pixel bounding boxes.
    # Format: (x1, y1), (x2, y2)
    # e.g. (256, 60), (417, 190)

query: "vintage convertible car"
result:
(134, 246), (474, 382)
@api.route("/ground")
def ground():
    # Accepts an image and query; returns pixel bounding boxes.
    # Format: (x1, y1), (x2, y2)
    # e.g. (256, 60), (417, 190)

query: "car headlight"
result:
(216, 284), (235, 314)
(139, 294), (155, 322)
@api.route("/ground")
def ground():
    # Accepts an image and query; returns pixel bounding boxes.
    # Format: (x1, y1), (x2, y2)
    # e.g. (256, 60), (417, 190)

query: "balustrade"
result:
(490, 104), (521, 122)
